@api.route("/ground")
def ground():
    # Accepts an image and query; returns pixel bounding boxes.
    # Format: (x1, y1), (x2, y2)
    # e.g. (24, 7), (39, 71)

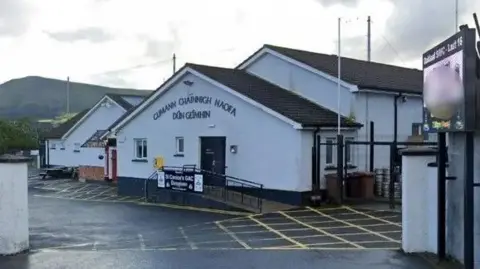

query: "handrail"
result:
(145, 170), (159, 202)
(158, 165), (264, 212)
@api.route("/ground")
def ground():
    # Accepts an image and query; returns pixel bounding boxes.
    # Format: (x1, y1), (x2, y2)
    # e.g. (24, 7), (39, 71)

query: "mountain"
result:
(0, 76), (152, 119)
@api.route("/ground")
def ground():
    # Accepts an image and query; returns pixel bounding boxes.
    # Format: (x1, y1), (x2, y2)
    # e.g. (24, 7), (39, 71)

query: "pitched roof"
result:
(256, 44), (423, 94)
(43, 109), (89, 139)
(189, 64), (361, 127)
(81, 129), (107, 147)
(102, 64), (362, 137)
(105, 93), (150, 110)
(51, 92), (150, 140)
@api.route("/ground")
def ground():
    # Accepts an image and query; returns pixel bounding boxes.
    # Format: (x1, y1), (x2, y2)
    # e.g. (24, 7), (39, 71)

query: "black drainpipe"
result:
(312, 127), (320, 192)
(46, 140), (50, 167)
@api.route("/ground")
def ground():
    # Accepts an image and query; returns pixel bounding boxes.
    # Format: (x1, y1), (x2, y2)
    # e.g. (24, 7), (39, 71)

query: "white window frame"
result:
(344, 137), (355, 165)
(325, 137), (336, 165)
(73, 143), (81, 152)
(134, 138), (148, 159)
(175, 137), (184, 155)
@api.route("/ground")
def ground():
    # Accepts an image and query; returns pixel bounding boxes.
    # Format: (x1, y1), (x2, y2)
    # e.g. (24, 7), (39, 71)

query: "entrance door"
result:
(111, 149), (117, 181)
(200, 137), (226, 186)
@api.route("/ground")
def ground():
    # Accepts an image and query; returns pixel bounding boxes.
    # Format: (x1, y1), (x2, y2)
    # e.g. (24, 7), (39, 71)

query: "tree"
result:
(0, 119), (38, 154)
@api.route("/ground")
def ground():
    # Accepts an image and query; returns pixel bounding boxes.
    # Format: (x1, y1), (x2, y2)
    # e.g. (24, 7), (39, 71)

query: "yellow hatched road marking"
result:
(279, 211), (364, 249)
(342, 206), (402, 227)
(248, 216), (307, 249)
(215, 221), (251, 249)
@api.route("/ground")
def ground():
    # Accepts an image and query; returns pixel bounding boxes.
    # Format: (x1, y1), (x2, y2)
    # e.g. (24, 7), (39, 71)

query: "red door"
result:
(104, 146), (109, 180)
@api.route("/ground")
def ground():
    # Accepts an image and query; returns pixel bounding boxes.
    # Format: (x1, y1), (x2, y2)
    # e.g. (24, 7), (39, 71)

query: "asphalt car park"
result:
(28, 178), (402, 251)
(0, 178), (439, 269)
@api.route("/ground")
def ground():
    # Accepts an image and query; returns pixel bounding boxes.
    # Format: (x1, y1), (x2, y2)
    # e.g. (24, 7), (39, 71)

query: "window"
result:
(60, 142), (65, 150)
(50, 142), (56, 150)
(325, 138), (336, 165)
(175, 137), (184, 155)
(134, 138), (148, 159)
(412, 123), (428, 140)
(344, 137), (354, 164)
(73, 143), (81, 152)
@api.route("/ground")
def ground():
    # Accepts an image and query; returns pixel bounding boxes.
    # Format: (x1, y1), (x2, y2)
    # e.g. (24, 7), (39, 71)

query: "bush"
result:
(0, 119), (38, 154)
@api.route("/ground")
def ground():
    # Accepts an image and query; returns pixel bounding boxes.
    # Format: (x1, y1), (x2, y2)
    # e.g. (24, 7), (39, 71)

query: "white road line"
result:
(138, 234), (146, 250)
(179, 227), (197, 249)
(88, 189), (114, 200)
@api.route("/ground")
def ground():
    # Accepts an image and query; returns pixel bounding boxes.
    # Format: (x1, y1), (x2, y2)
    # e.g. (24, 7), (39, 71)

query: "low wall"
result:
(79, 166), (104, 181)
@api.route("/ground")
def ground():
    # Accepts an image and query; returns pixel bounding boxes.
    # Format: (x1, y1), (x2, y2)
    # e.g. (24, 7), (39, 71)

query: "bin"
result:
(346, 171), (375, 200)
(325, 173), (342, 204)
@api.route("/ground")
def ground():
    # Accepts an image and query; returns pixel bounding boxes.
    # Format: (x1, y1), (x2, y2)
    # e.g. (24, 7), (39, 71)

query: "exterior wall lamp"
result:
(230, 145), (238, 154)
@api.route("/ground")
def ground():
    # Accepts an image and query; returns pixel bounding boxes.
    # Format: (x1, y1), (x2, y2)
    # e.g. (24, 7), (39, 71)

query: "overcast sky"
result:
(0, 0), (478, 89)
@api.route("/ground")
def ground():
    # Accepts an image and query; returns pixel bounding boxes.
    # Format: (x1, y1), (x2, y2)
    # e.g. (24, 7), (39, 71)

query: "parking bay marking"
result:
(307, 207), (401, 243)
(215, 221), (251, 249)
(248, 216), (307, 249)
(278, 211), (365, 249)
(179, 227), (197, 249)
(342, 206), (402, 228)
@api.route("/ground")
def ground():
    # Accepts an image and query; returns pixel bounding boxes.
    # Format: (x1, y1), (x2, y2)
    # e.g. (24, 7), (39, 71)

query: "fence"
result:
(317, 133), (436, 208)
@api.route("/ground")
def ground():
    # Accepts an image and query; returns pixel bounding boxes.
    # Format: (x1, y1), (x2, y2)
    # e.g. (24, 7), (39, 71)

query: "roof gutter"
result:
(300, 124), (363, 130)
(358, 86), (422, 96)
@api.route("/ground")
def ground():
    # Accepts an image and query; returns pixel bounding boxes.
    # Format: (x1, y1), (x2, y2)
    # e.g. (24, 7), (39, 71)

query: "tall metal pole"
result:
(455, 0), (458, 31)
(173, 53), (177, 74)
(464, 131), (474, 269)
(337, 17), (341, 135)
(66, 76), (70, 114)
(367, 16), (371, 61)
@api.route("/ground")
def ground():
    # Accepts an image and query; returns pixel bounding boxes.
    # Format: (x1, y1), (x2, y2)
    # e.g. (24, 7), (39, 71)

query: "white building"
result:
(44, 93), (150, 181)
(102, 63), (361, 205)
(237, 44), (427, 171)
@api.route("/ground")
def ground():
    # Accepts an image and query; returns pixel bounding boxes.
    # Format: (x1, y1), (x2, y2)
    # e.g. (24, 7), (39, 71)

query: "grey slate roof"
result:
(105, 93), (150, 110)
(44, 92), (149, 140)
(103, 63), (362, 132)
(189, 64), (361, 127)
(254, 44), (423, 94)
(43, 109), (89, 139)
(82, 129), (107, 147)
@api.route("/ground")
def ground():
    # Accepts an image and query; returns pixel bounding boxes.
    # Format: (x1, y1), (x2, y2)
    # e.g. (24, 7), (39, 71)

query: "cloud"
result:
(314, 0), (359, 8)
(140, 23), (182, 60)
(45, 27), (113, 43)
(0, 0), (30, 36)
(332, 0), (480, 66)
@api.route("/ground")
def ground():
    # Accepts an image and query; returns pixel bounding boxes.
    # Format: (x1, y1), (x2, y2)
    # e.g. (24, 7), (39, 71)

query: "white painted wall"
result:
(48, 103), (125, 167)
(354, 91), (425, 170)
(0, 162), (29, 254)
(244, 52), (426, 171)
(116, 72), (311, 192)
(401, 152), (437, 253)
(244, 53), (354, 117)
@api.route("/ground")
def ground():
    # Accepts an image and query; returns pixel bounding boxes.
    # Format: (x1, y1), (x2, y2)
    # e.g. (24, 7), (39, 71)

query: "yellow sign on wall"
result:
(154, 156), (164, 169)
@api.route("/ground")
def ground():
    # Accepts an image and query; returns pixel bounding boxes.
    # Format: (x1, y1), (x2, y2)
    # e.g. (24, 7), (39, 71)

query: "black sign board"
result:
(422, 27), (477, 132)
(157, 167), (203, 193)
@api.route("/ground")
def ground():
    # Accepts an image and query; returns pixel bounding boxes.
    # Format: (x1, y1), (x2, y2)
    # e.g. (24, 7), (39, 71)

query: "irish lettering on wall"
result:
(152, 95), (237, 121)
(422, 27), (477, 132)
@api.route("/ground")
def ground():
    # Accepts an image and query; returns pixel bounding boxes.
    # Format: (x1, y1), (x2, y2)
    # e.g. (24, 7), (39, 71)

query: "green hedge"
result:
(0, 119), (38, 153)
